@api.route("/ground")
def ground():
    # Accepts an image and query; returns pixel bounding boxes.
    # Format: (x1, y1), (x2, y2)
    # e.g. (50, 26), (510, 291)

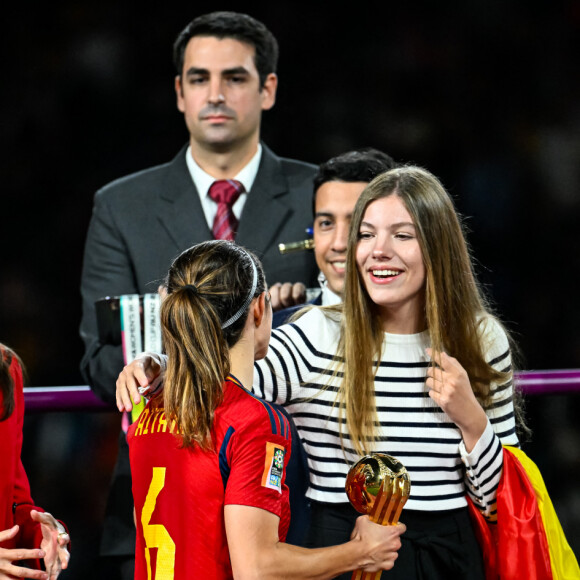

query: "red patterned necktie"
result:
(208, 179), (244, 241)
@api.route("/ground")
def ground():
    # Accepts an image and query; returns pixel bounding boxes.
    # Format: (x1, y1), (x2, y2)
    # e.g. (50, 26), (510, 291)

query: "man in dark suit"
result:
(79, 12), (317, 579)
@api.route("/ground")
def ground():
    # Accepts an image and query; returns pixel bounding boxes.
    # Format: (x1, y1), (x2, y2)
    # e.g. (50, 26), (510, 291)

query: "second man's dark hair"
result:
(312, 147), (397, 214)
(314, 148), (397, 191)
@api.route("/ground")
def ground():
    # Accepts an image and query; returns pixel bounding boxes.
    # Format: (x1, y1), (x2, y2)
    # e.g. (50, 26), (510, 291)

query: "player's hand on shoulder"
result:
(116, 352), (165, 412)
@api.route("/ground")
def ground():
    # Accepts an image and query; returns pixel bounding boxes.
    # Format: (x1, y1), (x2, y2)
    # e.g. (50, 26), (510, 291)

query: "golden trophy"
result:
(345, 453), (411, 580)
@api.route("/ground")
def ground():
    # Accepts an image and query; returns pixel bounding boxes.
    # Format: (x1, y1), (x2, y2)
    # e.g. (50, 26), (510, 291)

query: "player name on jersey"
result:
(133, 407), (182, 437)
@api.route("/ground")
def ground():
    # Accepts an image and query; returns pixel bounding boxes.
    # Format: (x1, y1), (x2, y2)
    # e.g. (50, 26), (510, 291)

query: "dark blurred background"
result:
(1, 1), (579, 576)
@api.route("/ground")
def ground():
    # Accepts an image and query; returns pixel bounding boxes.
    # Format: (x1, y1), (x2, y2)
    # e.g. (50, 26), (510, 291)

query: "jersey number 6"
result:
(142, 467), (176, 579)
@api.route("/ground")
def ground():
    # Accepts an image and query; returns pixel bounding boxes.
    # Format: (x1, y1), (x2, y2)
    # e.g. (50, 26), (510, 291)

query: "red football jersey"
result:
(1, 348), (45, 557)
(128, 375), (291, 579)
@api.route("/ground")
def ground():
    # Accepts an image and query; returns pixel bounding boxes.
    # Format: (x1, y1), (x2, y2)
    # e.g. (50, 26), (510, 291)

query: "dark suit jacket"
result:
(80, 143), (317, 404)
(79, 143), (317, 556)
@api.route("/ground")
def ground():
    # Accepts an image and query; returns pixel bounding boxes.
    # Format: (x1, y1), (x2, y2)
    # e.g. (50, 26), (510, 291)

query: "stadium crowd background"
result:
(1, 1), (578, 576)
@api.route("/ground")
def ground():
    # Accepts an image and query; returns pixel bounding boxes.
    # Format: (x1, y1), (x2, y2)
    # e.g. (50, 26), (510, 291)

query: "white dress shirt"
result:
(185, 144), (262, 230)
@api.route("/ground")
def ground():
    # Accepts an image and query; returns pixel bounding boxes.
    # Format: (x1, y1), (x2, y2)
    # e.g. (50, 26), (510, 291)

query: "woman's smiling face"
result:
(355, 195), (426, 331)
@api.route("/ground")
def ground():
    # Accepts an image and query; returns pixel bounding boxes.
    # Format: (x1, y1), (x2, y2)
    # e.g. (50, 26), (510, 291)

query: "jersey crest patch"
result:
(261, 442), (285, 493)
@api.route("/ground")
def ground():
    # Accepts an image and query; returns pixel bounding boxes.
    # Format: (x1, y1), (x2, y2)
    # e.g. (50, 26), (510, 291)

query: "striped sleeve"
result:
(253, 310), (339, 405)
(459, 316), (519, 520)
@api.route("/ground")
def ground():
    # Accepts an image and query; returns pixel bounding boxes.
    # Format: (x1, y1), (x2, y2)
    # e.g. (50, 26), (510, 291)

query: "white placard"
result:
(120, 294), (142, 364)
(143, 293), (162, 354)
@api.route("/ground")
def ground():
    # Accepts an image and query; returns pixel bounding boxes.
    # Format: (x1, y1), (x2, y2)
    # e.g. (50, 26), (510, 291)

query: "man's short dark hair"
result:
(173, 11), (279, 87)
(313, 148), (397, 210)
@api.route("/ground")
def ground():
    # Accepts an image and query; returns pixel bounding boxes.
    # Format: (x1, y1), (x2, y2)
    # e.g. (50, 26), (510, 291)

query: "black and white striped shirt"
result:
(253, 307), (519, 516)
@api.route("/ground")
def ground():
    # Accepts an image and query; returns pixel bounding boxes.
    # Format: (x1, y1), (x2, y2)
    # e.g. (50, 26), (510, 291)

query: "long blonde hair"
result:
(339, 166), (515, 455)
(160, 240), (265, 449)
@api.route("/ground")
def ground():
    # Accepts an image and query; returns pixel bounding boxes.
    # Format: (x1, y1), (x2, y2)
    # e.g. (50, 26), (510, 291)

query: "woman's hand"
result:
(116, 353), (164, 412)
(0, 525), (48, 580)
(30, 511), (69, 580)
(425, 349), (488, 452)
(351, 516), (405, 573)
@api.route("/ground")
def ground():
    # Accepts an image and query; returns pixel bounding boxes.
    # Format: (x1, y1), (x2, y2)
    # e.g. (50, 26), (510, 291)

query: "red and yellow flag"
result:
(468, 446), (579, 580)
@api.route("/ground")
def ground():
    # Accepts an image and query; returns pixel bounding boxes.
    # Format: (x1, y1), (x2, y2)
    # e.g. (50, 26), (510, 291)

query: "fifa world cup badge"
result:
(262, 442), (286, 493)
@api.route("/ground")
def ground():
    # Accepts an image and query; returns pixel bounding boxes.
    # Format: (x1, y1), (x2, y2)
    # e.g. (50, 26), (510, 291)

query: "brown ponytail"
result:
(160, 241), (265, 449)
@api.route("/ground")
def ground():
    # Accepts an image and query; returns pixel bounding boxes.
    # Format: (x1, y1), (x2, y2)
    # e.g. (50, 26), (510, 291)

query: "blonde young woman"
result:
(118, 169), (518, 579)
(125, 240), (404, 580)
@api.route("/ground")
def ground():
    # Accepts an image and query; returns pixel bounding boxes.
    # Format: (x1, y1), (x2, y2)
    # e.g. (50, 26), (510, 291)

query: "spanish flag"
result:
(468, 446), (579, 579)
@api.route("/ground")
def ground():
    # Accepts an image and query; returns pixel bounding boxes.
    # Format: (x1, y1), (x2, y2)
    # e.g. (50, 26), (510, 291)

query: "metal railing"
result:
(22, 369), (580, 413)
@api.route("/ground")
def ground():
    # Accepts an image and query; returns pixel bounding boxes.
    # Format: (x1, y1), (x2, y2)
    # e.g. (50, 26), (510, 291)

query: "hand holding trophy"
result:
(346, 453), (411, 580)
